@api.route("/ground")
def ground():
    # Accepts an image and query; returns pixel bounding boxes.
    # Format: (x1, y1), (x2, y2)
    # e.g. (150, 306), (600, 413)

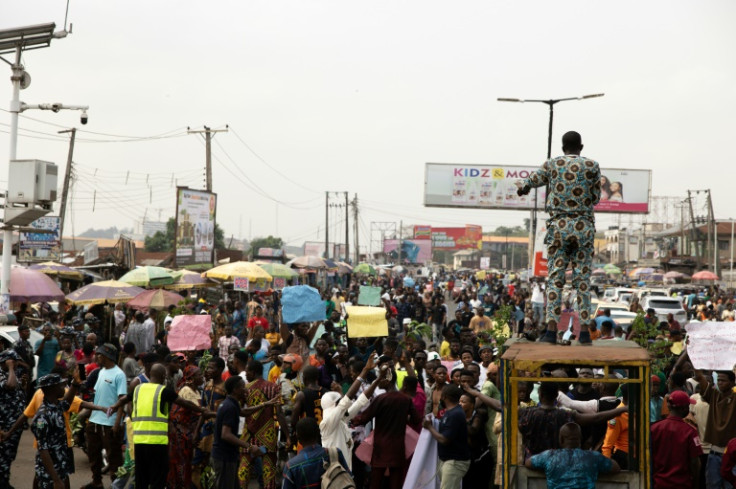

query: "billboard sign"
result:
(83, 241), (99, 265)
(431, 226), (483, 251)
(382, 239), (432, 264)
(19, 216), (61, 263)
(424, 163), (651, 214)
(175, 188), (217, 267)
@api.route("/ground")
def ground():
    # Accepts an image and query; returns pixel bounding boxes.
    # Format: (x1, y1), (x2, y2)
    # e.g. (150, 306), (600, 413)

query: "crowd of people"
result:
(0, 270), (735, 489)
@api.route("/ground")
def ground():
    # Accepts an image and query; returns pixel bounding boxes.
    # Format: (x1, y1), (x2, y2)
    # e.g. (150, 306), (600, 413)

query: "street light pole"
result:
(497, 93), (604, 272)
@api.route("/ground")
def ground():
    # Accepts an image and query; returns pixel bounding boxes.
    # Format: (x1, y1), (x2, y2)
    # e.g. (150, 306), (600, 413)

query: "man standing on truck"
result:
(516, 131), (601, 343)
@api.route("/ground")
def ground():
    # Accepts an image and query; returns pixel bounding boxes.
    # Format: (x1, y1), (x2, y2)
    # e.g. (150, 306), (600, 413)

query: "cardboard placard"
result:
(686, 321), (736, 370)
(346, 306), (388, 338)
(282, 285), (325, 323)
(167, 315), (212, 351)
(358, 286), (382, 306)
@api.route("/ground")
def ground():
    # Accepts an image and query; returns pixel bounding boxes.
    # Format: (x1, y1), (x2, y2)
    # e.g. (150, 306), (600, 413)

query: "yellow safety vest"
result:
(131, 383), (169, 445)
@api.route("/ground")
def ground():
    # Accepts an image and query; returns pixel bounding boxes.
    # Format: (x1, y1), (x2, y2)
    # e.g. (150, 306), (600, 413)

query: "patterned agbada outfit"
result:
(238, 378), (281, 489)
(522, 155), (601, 324)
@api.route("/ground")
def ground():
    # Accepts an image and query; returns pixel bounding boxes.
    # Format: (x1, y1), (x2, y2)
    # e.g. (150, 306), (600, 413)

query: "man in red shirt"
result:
(651, 390), (703, 488)
(247, 305), (269, 336)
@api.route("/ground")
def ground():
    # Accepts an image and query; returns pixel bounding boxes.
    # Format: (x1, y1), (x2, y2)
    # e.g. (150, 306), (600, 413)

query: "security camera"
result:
(80, 111), (88, 125)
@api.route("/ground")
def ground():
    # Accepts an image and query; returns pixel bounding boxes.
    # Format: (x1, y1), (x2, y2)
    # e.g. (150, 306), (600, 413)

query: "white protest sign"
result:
(685, 321), (736, 370)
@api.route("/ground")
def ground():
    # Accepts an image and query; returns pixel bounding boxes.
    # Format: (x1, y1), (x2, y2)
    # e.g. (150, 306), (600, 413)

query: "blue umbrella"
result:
(403, 276), (415, 288)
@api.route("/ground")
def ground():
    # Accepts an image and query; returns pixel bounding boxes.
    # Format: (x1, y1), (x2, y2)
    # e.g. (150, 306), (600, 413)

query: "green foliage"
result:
(487, 225), (527, 237)
(487, 305), (513, 356)
(406, 320), (432, 342)
(249, 235), (284, 255)
(198, 350), (213, 371)
(144, 217), (226, 252)
(628, 312), (672, 373)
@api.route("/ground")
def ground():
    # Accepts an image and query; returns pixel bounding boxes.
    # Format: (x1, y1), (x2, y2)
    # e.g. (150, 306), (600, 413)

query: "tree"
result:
(144, 217), (227, 252)
(488, 225), (527, 237)
(248, 236), (284, 255)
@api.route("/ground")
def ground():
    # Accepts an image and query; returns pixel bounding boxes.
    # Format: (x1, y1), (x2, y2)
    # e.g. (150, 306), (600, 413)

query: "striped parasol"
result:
(66, 280), (145, 306)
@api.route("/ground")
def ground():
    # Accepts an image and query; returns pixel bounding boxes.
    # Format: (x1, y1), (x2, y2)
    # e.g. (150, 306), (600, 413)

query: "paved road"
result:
(10, 426), (263, 488)
(11, 430), (94, 488)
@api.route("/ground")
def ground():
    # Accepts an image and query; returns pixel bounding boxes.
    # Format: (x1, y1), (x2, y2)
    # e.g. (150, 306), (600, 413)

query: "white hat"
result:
(427, 351), (441, 362)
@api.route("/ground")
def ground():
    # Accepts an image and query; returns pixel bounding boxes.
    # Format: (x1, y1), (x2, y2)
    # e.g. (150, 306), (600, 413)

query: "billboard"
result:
(424, 163), (651, 214)
(531, 213), (550, 277)
(431, 226), (483, 250)
(175, 188), (217, 267)
(382, 239), (432, 264)
(18, 216), (61, 263)
(303, 242), (346, 259)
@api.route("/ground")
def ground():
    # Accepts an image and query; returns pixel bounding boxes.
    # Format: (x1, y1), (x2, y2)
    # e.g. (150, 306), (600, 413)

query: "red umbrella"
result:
(692, 270), (719, 281)
(127, 289), (185, 312)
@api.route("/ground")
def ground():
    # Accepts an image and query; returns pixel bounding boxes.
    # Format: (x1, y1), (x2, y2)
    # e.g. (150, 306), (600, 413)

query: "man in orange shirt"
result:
(602, 384), (629, 469)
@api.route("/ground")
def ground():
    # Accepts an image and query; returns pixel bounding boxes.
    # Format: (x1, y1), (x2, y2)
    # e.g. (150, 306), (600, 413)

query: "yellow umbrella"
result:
(202, 261), (273, 281)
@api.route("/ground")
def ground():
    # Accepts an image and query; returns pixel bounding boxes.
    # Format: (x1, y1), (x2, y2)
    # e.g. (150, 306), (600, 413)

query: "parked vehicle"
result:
(641, 296), (687, 326)
(0, 324), (42, 379)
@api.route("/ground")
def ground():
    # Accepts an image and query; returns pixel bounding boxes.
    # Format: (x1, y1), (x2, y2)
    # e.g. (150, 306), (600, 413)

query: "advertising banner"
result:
(382, 239), (432, 264)
(175, 188), (217, 267)
(531, 212), (550, 277)
(83, 241), (99, 265)
(233, 277), (250, 291)
(430, 226), (483, 251)
(413, 225), (432, 240)
(303, 241), (325, 257)
(19, 216), (61, 263)
(424, 163), (651, 214)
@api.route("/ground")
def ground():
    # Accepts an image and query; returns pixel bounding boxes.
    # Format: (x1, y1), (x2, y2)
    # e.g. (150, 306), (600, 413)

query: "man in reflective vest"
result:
(110, 363), (214, 489)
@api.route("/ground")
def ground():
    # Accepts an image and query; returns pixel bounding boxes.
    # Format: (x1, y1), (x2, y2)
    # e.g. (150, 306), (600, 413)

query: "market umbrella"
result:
(603, 264), (622, 275)
(254, 261), (299, 279)
(165, 270), (216, 290)
(119, 266), (176, 287)
(66, 280), (145, 306)
(392, 265), (407, 275)
(592, 268), (606, 275)
(664, 271), (688, 279)
(127, 289), (185, 312)
(334, 261), (353, 275)
(4, 267), (65, 302)
(202, 261), (273, 281)
(353, 263), (377, 276)
(692, 270), (719, 281)
(29, 261), (84, 281)
(287, 255), (328, 270)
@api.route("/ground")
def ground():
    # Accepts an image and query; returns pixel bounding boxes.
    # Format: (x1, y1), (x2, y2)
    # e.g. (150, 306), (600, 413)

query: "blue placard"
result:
(282, 285), (325, 323)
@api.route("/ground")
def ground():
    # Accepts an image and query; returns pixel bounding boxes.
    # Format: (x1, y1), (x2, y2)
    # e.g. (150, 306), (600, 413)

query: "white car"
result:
(641, 296), (687, 326)
(0, 325), (43, 379)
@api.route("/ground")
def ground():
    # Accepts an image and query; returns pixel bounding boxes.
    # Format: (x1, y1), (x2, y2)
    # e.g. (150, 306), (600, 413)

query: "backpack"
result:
(321, 447), (355, 489)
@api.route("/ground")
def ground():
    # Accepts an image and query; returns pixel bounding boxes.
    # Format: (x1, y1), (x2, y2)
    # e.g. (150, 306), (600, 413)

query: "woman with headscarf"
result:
(319, 356), (382, 471)
(167, 364), (205, 488)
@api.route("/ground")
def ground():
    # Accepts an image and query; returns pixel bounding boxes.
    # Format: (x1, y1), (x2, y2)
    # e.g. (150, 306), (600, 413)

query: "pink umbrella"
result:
(127, 289), (185, 313)
(692, 270), (719, 281)
(5, 267), (65, 302)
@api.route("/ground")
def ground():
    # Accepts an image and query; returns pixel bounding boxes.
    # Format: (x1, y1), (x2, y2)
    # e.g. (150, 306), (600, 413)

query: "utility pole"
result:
(187, 125), (228, 192)
(708, 190), (717, 275)
(352, 194), (359, 264)
(324, 191), (329, 259)
(398, 220), (403, 264)
(344, 191), (349, 263)
(58, 127), (76, 238)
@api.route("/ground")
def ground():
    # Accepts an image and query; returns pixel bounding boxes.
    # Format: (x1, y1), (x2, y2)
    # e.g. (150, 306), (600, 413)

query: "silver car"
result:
(641, 296), (688, 326)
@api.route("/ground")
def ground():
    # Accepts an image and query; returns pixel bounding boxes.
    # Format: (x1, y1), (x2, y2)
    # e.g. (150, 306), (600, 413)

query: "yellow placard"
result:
(346, 306), (388, 338)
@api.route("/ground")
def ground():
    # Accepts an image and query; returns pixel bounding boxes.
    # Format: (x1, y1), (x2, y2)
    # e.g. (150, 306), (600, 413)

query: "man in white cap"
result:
(320, 356), (383, 470)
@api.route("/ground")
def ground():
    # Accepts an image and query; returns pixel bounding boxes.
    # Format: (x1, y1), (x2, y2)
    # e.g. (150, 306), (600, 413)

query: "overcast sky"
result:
(2, 1), (735, 254)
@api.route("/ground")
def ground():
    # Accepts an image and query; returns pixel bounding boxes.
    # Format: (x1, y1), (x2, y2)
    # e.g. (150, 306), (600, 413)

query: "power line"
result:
(229, 127), (320, 194)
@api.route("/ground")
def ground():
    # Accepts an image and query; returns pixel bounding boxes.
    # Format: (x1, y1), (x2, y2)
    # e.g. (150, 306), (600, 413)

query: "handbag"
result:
(355, 426), (419, 464)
